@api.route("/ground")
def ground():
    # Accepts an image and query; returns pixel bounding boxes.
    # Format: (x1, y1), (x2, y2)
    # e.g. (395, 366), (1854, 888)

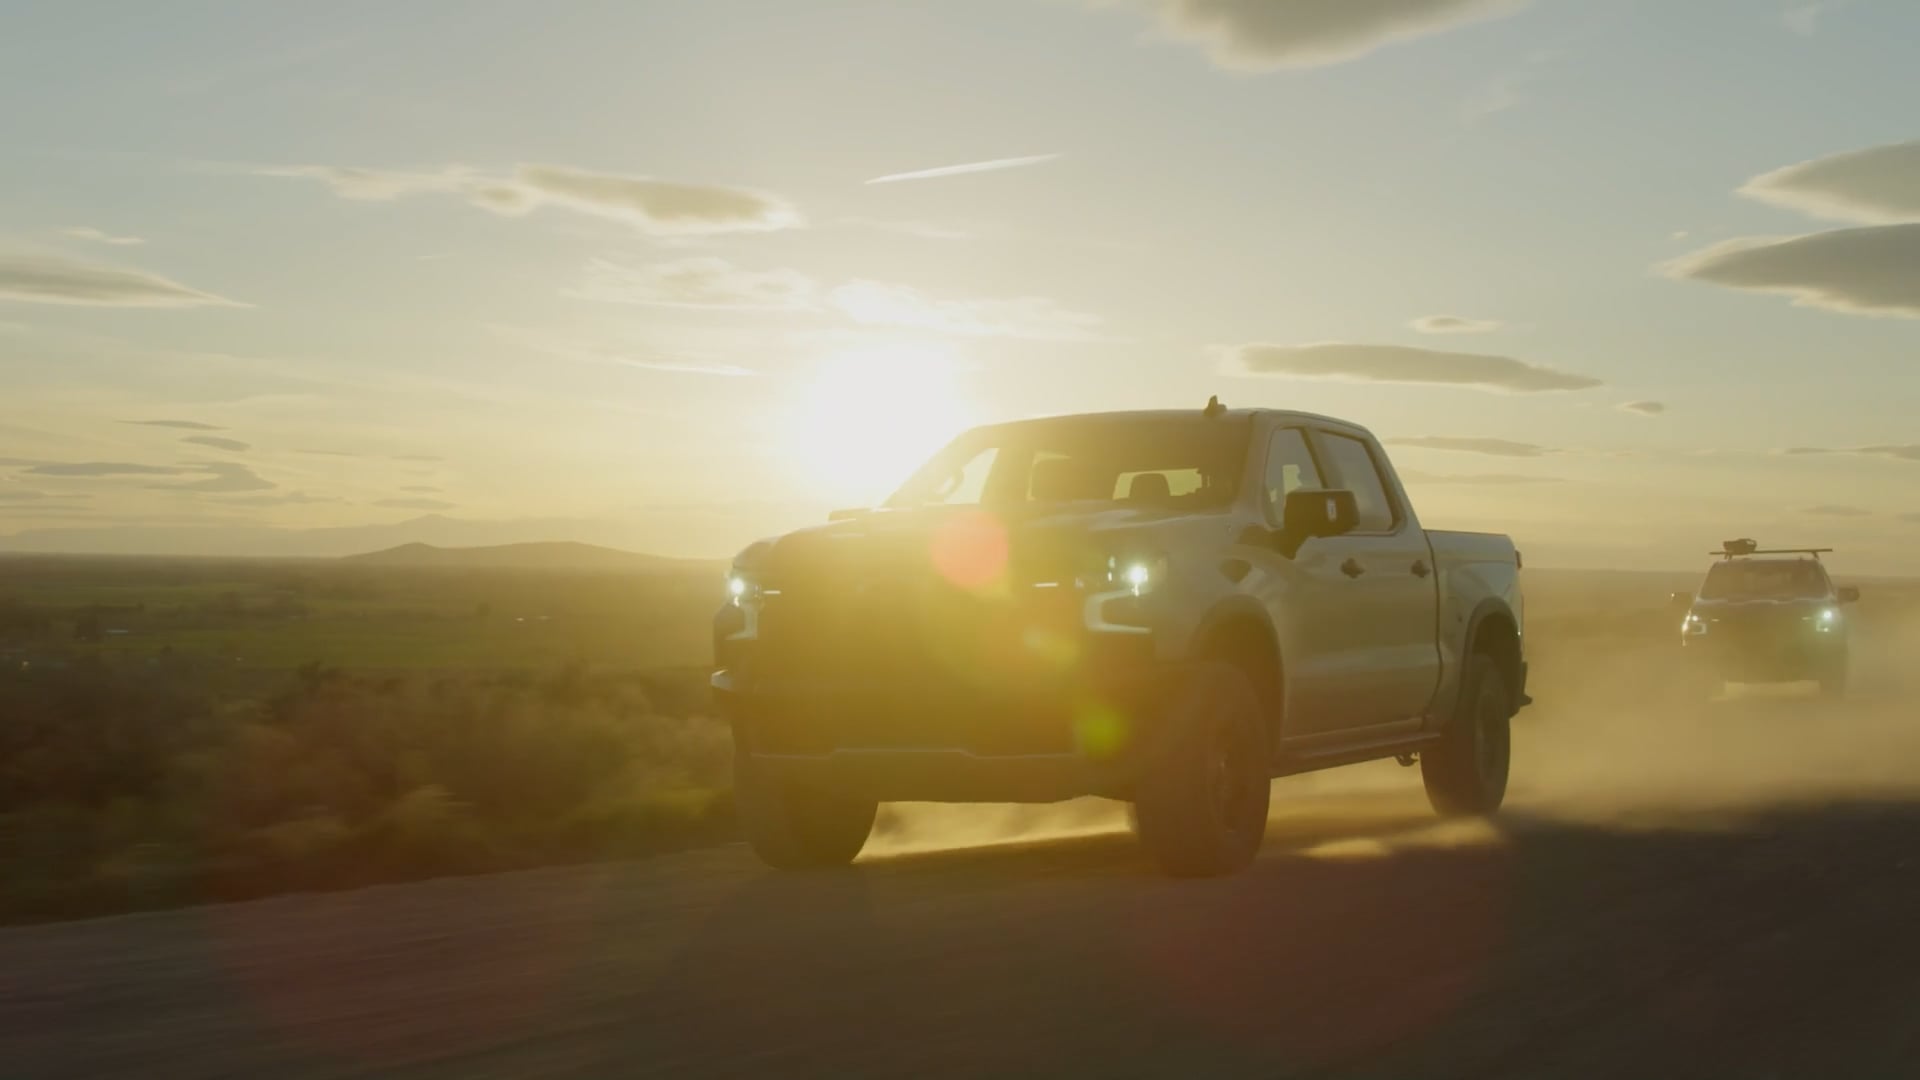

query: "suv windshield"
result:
(888, 416), (1250, 510)
(1698, 559), (1831, 600)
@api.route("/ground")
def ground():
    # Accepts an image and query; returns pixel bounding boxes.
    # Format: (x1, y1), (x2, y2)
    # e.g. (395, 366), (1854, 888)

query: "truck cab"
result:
(714, 401), (1529, 876)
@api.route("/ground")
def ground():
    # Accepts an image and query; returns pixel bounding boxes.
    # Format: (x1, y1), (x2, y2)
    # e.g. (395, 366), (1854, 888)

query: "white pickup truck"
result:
(714, 400), (1529, 876)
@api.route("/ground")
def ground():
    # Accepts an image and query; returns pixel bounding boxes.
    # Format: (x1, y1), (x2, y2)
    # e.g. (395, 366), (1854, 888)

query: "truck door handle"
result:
(1341, 557), (1365, 579)
(1411, 559), (1431, 578)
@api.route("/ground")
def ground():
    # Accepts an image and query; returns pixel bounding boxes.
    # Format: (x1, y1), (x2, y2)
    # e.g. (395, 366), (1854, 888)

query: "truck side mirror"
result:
(1281, 488), (1360, 550)
(1837, 585), (1860, 604)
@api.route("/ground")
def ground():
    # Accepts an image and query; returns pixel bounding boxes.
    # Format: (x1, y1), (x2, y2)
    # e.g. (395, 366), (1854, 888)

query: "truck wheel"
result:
(1130, 663), (1271, 878)
(734, 742), (876, 870)
(1423, 653), (1511, 816)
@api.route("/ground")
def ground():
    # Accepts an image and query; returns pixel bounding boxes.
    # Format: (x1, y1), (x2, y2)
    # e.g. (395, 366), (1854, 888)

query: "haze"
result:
(3, 0), (1917, 572)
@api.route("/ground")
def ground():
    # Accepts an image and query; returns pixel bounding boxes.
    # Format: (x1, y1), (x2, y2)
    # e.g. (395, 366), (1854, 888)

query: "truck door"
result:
(1243, 426), (1350, 736)
(1307, 430), (1443, 729)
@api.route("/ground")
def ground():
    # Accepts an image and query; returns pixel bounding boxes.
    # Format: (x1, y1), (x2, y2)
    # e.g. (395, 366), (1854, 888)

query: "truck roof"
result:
(986, 407), (1372, 435)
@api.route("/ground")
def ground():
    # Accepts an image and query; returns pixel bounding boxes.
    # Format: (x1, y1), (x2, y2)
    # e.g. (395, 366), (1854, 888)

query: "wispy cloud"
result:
(63, 226), (145, 246)
(1738, 139), (1920, 225)
(261, 162), (801, 235)
(1781, 1), (1846, 36)
(1804, 504), (1871, 517)
(1389, 436), (1556, 457)
(220, 490), (343, 507)
(1226, 342), (1600, 392)
(1411, 314), (1501, 335)
(1618, 400), (1667, 416)
(1781, 444), (1920, 462)
(573, 257), (818, 311)
(1119, 0), (1532, 71)
(155, 462), (275, 493)
(375, 497), (455, 510)
(865, 154), (1061, 185)
(26, 461), (181, 477)
(1664, 226), (1920, 319)
(182, 435), (251, 452)
(124, 419), (224, 431)
(0, 253), (239, 308)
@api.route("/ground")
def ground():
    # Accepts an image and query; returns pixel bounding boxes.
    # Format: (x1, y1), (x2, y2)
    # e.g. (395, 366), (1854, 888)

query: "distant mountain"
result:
(343, 540), (708, 572)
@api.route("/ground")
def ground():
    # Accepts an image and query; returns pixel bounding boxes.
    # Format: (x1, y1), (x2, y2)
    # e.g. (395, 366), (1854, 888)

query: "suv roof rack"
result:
(1712, 538), (1832, 560)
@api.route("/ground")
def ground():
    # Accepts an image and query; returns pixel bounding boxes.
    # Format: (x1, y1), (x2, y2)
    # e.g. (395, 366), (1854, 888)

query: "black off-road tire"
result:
(734, 740), (876, 870)
(1423, 653), (1512, 817)
(1130, 663), (1272, 878)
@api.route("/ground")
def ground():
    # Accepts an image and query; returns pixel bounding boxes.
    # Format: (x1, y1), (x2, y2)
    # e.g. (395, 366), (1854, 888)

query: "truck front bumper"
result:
(713, 635), (1186, 803)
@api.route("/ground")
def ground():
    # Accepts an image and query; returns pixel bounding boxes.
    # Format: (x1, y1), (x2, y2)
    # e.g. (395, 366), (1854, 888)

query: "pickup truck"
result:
(1674, 540), (1857, 697)
(713, 400), (1529, 876)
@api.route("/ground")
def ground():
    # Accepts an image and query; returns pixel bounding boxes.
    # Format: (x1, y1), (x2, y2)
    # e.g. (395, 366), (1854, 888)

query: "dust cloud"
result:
(859, 573), (1920, 862)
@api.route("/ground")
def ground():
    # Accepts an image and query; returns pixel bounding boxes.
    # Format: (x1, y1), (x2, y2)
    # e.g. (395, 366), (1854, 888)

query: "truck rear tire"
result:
(1423, 653), (1511, 816)
(1130, 663), (1271, 878)
(734, 741), (876, 870)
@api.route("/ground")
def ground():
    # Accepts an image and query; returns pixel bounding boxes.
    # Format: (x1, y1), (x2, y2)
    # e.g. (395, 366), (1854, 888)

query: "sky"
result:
(2, 0), (1918, 572)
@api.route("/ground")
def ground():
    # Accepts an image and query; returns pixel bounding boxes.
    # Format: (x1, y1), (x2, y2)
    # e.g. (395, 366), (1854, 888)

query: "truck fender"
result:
(1434, 599), (1525, 731)
(1186, 596), (1286, 741)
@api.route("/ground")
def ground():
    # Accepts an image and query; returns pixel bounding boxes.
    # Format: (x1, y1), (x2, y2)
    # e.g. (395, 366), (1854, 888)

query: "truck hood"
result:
(740, 503), (1220, 587)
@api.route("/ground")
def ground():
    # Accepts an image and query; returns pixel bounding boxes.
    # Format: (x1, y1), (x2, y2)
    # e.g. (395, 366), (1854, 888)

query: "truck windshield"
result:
(1698, 559), (1830, 600)
(887, 417), (1250, 510)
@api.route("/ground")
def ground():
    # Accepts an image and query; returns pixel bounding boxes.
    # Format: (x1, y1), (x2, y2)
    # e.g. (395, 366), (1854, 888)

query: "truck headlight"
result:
(1108, 554), (1169, 596)
(1815, 607), (1840, 632)
(1682, 612), (1707, 636)
(726, 572), (760, 607)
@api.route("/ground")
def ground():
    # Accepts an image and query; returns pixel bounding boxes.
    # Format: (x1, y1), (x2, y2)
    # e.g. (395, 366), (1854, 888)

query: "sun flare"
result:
(784, 343), (975, 505)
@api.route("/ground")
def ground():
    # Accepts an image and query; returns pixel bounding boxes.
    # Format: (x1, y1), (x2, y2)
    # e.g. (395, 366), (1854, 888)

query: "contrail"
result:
(865, 154), (1061, 185)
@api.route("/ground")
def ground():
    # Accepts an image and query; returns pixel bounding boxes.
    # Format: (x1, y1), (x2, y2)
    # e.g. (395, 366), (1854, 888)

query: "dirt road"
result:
(6, 661), (1920, 1077)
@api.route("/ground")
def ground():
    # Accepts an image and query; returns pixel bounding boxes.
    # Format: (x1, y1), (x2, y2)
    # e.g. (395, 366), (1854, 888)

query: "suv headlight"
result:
(725, 571), (760, 607)
(1682, 612), (1707, 636)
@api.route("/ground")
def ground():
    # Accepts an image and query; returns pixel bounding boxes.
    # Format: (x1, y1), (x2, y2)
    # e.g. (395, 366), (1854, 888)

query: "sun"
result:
(784, 343), (975, 506)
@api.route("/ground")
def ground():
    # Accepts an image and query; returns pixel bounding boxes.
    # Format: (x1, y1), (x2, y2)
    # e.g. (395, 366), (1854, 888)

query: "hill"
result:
(343, 540), (713, 572)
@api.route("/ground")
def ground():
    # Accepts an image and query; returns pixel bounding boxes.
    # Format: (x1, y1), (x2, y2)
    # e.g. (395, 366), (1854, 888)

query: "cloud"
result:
(392, 454), (444, 463)
(124, 419), (225, 431)
(1901, 512), (1920, 524)
(1226, 342), (1600, 392)
(1781, 444), (1920, 462)
(573, 257), (819, 310)
(297, 448), (360, 458)
(400, 485), (441, 494)
(865, 154), (1061, 185)
(263, 163), (799, 235)
(1388, 436), (1555, 457)
(1663, 225), (1920, 318)
(0, 489), (69, 502)
(1781, 2), (1845, 37)
(63, 226), (144, 246)
(181, 435), (251, 452)
(1397, 469), (1562, 485)
(156, 462), (275, 493)
(0, 253), (238, 308)
(829, 280), (1106, 341)
(1804, 504), (1872, 517)
(220, 490), (343, 506)
(1411, 314), (1501, 334)
(1618, 400), (1667, 416)
(1126, 0), (1531, 71)
(375, 497), (455, 510)
(27, 462), (181, 477)
(833, 217), (973, 241)
(1738, 139), (1920, 224)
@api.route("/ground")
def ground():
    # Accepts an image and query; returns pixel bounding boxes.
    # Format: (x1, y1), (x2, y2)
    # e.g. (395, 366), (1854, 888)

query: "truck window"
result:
(1262, 429), (1322, 525)
(1317, 433), (1397, 532)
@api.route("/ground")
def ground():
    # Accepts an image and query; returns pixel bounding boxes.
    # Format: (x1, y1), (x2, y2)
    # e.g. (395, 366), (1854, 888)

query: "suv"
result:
(714, 401), (1529, 876)
(1674, 539), (1858, 696)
